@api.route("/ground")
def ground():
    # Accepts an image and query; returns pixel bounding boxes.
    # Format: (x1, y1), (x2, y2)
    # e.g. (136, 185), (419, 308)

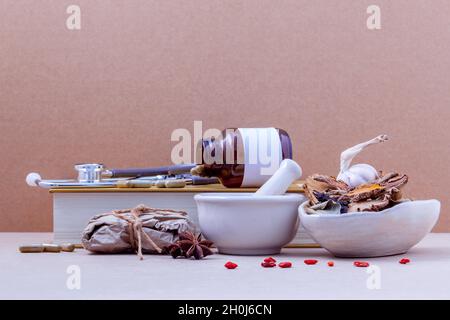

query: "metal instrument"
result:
(26, 163), (216, 189)
(101, 163), (196, 178)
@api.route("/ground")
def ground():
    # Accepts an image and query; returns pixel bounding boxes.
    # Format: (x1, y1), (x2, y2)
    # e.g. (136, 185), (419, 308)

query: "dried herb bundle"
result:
(304, 172), (408, 214)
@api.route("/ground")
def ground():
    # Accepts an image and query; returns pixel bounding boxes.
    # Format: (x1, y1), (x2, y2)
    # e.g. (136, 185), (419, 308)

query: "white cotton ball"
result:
(26, 172), (41, 187)
(337, 164), (378, 188)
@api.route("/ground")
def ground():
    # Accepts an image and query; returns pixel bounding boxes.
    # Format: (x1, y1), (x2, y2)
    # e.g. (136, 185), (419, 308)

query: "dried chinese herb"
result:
(303, 135), (410, 214)
(304, 172), (409, 214)
(164, 231), (214, 260)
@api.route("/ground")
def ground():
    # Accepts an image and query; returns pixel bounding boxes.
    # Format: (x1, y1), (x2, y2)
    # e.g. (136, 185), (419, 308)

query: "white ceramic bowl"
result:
(195, 193), (306, 255)
(299, 199), (440, 258)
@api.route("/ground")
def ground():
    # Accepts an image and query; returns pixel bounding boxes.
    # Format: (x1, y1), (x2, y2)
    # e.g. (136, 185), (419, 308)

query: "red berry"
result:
(399, 258), (410, 264)
(278, 262), (292, 268)
(264, 257), (277, 263)
(224, 261), (238, 269)
(327, 261), (334, 267)
(261, 261), (276, 268)
(354, 261), (370, 267)
(304, 259), (318, 265)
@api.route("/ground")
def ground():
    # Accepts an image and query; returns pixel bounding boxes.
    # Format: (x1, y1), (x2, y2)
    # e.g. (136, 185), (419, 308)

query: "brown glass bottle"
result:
(198, 128), (292, 188)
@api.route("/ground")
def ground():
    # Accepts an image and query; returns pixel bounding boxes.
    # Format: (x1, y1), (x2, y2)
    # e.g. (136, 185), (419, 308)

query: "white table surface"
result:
(1, 233), (449, 299)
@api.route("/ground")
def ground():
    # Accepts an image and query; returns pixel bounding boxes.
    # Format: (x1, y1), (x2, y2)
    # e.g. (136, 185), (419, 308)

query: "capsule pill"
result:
(165, 180), (186, 188)
(60, 243), (75, 252)
(155, 180), (166, 188)
(42, 244), (62, 253)
(19, 244), (45, 253)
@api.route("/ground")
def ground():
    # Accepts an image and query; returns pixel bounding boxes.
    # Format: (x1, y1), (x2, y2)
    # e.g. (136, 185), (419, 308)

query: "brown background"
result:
(1, 1), (449, 231)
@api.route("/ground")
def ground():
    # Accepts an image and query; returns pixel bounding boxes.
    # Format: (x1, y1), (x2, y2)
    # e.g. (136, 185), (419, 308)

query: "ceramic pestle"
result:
(255, 159), (302, 196)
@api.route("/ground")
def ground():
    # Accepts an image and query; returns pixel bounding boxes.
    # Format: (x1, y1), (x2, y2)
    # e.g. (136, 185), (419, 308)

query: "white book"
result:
(52, 187), (317, 247)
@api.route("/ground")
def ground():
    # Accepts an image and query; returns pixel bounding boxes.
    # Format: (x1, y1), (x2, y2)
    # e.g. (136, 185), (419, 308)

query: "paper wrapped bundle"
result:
(82, 204), (195, 259)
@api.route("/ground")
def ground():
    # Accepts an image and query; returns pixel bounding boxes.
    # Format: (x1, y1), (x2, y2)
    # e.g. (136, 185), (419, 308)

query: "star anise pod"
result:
(170, 231), (214, 260)
(165, 243), (183, 258)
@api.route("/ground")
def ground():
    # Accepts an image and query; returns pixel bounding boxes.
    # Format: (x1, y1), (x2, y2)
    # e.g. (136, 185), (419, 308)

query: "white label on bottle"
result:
(238, 128), (282, 187)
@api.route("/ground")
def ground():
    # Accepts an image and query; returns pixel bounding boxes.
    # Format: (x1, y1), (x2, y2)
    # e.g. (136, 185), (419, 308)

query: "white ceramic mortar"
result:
(195, 192), (306, 255)
(195, 159), (305, 255)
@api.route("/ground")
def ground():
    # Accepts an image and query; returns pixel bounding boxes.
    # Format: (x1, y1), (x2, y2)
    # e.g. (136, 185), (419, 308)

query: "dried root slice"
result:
(304, 174), (350, 204)
(376, 172), (398, 184)
(379, 173), (408, 190)
(313, 174), (350, 191)
(342, 183), (384, 202)
(388, 188), (403, 201)
(348, 196), (390, 212)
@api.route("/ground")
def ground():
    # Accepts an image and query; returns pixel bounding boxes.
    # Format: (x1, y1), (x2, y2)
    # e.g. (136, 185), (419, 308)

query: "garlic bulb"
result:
(337, 135), (388, 188)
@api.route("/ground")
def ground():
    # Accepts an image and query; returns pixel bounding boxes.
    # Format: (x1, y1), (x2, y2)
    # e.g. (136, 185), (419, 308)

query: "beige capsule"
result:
(165, 179), (186, 188)
(42, 243), (62, 253)
(60, 243), (75, 252)
(155, 180), (166, 188)
(116, 180), (130, 188)
(19, 244), (45, 253)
